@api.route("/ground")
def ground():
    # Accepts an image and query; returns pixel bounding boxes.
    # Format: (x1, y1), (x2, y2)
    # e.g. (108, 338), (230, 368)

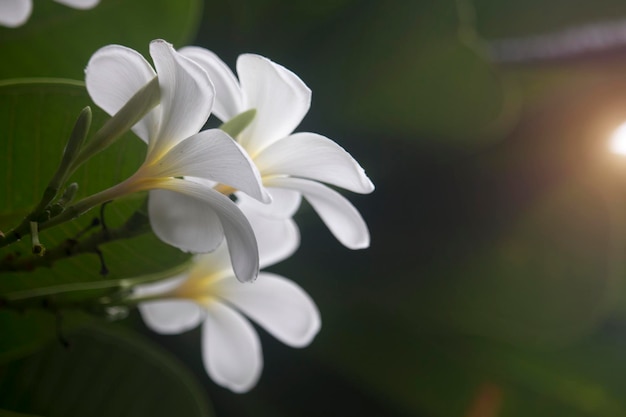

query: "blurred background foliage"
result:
(4, 0), (626, 416)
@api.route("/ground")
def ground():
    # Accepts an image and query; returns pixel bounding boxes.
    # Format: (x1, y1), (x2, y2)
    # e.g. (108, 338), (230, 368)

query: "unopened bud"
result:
(219, 108), (256, 138)
(75, 77), (160, 168)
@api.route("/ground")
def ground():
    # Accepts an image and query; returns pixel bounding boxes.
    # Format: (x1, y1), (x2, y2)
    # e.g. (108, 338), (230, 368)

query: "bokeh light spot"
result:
(608, 121), (626, 156)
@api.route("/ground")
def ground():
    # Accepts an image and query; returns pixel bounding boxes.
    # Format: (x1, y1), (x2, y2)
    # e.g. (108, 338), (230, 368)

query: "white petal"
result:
(54, 0), (99, 9)
(217, 273), (320, 347)
(152, 129), (269, 203)
(237, 54), (311, 155)
(147, 40), (214, 158)
(85, 44), (157, 143)
(266, 177), (370, 249)
(0, 0), (31, 27)
(182, 176), (218, 189)
(148, 189), (225, 254)
(139, 299), (204, 335)
(190, 242), (234, 278)
(241, 205), (300, 268)
(157, 178), (259, 283)
(255, 132), (375, 194)
(237, 187), (302, 219)
(179, 47), (244, 122)
(202, 302), (262, 393)
(133, 274), (188, 297)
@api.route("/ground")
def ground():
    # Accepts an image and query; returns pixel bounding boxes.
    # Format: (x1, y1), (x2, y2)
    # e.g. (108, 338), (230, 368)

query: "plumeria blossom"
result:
(0, 0), (99, 28)
(83, 40), (269, 282)
(134, 208), (320, 393)
(179, 47), (375, 249)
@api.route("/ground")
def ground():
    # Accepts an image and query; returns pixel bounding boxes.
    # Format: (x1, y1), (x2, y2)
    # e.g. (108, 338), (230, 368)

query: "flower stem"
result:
(0, 108), (92, 249)
(0, 205), (151, 274)
(40, 174), (143, 232)
(0, 78), (159, 250)
(30, 221), (45, 256)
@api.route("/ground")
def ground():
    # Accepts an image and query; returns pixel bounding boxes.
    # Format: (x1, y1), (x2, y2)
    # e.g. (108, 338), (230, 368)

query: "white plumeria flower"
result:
(83, 40), (269, 282)
(0, 0), (99, 28)
(135, 209), (319, 393)
(179, 47), (375, 249)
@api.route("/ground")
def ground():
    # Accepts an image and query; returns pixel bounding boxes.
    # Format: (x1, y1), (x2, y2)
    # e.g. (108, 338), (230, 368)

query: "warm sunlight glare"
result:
(609, 121), (626, 156)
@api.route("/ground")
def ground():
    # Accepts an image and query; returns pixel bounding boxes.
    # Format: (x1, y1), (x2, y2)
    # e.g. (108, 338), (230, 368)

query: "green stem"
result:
(30, 221), (45, 255)
(0, 108), (92, 248)
(2, 280), (128, 303)
(0, 78), (159, 249)
(0, 205), (151, 274)
(0, 256), (191, 313)
(0, 176), (138, 249)
(110, 293), (170, 307)
(41, 181), (133, 231)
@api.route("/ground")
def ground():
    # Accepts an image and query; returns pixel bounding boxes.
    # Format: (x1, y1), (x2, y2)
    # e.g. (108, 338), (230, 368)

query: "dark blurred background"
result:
(136, 1), (626, 416)
(7, 0), (626, 416)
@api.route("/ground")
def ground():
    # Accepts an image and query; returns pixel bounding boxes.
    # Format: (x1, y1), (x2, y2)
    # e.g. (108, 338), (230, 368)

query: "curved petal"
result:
(54, 0), (99, 9)
(0, 0), (31, 27)
(236, 54), (311, 155)
(181, 176), (217, 189)
(157, 178), (259, 283)
(139, 299), (204, 335)
(152, 129), (269, 203)
(147, 40), (214, 158)
(241, 205), (300, 268)
(180, 47), (244, 122)
(202, 302), (262, 393)
(266, 177), (370, 249)
(255, 132), (375, 194)
(149, 189), (225, 254)
(189, 242), (234, 279)
(217, 273), (320, 348)
(237, 187), (301, 219)
(85, 44), (157, 143)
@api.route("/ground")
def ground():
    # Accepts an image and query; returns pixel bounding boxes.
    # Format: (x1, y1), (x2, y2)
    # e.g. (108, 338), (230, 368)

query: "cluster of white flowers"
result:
(84, 39), (374, 392)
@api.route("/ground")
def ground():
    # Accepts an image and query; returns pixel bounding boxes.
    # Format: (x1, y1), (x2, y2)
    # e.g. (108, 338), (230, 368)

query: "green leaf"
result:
(0, 79), (190, 288)
(0, 80), (190, 358)
(303, 1), (512, 146)
(475, 0), (626, 39)
(310, 308), (482, 417)
(0, 324), (214, 417)
(0, 309), (92, 364)
(0, 0), (202, 80)
(0, 409), (43, 417)
(313, 306), (626, 417)
(412, 180), (623, 348)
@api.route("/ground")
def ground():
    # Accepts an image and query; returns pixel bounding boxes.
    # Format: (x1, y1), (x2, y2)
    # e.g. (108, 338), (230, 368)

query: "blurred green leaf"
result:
(302, 1), (511, 146)
(0, 80), (189, 359)
(0, 0), (202, 80)
(0, 79), (190, 289)
(343, 38), (507, 142)
(0, 324), (214, 417)
(0, 408), (43, 417)
(474, 0), (626, 39)
(313, 305), (626, 417)
(403, 180), (625, 348)
(0, 309), (92, 364)
(310, 306), (483, 417)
